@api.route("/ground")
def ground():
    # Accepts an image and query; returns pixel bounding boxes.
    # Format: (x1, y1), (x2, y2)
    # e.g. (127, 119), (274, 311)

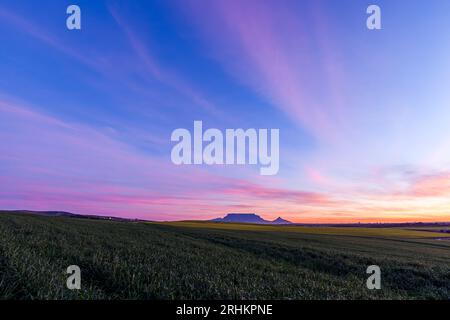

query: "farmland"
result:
(161, 221), (448, 238)
(1, 212), (450, 299)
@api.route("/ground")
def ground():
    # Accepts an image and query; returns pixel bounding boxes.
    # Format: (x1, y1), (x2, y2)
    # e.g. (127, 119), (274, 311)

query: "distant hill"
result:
(0, 210), (135, 222)
(0, 210), (78, 217)
(271, 217), (292, 225)
(3, 210), (450, 228)
(211, 213), (293, 225)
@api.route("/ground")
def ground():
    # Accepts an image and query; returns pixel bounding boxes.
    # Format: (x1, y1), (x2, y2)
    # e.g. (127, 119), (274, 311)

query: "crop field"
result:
(1, 212), (450, 300)
(161, 221), (448, 238)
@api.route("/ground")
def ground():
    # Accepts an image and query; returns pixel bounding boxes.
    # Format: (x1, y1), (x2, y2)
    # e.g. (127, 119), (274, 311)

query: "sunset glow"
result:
(1, 1), (450, 223)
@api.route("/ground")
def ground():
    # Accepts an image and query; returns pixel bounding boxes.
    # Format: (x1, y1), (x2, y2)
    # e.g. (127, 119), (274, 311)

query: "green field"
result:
(161, 221), (448, 238)
(1, 213), (450, 300)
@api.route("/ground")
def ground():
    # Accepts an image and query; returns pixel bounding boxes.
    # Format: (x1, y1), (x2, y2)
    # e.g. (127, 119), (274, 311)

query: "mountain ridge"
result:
(211, 213), (293, 225)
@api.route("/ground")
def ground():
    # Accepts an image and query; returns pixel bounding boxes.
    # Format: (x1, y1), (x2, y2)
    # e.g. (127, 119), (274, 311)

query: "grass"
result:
(159, 221), (448, 238)
(1, 212), (450, 300)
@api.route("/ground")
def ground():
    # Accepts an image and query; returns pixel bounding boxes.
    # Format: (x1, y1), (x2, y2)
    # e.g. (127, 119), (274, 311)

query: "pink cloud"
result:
(0, 96), (225, 217)
(217, 179), (336, 205)
(2, 97), (450, 223)
(410, 173), (450, 197)
(2, 95), (342, 221)
(178, 0), (346, 141)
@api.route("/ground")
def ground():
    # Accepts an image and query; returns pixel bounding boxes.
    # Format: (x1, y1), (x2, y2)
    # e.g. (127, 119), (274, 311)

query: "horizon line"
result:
(2, 209), (450, 225)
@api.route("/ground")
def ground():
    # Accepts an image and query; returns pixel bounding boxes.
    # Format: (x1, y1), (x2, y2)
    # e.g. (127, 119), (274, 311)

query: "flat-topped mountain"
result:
(211, 213), (292, 225)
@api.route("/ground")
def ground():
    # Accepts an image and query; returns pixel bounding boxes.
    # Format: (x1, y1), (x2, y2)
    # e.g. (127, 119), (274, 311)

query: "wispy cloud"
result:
(1, 95), (341, 220)
(108, 5), (226, 120)
(0, 6), (103, 69)
(178, 0), (347, 141)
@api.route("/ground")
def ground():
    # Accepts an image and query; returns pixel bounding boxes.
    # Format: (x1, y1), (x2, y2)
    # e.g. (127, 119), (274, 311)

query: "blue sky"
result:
(1, 0), (450, 222)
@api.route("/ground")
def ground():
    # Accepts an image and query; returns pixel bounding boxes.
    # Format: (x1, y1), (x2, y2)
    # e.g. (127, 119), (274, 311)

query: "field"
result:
(163, 221), (448, 238)
(1, 212), (450, 300)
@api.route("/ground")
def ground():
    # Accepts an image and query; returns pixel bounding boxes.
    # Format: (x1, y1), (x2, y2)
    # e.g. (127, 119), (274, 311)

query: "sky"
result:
(1, 0), (450, 223)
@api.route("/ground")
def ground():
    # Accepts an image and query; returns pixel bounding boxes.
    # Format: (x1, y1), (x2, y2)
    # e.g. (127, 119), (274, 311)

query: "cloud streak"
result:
(108, 5), (226, 119)
(0, 95), (343, 221)
(178, 0), (347, 141)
